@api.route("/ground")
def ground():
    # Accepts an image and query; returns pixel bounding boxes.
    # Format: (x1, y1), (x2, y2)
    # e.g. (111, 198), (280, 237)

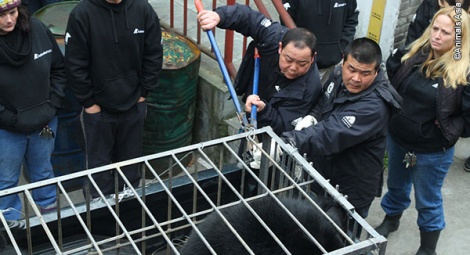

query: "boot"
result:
(374, 213), (402, 237)
(415, 230), (440, 255)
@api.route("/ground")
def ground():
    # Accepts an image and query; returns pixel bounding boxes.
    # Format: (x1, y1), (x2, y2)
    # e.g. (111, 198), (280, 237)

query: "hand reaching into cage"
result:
(249, 141), (281, 169)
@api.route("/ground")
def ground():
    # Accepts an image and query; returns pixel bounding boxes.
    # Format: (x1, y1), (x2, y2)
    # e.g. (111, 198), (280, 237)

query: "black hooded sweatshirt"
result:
(282, 0), (359, 69)
(0, 18), (66, 133)
(64, 0), (163, 112)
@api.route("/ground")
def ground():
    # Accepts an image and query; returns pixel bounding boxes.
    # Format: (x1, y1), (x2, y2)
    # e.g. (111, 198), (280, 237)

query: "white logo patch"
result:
(275, 85), (281, 92)
(334, 2), (347, 8)
(133, 28), (145, 34)
(34, 49), (52, 60)
(283, 2), (291, 10)
(432, 83), (438, 88)
(260, 18), (272, 28)
(342, 116), (355, 128)
(325, 82), (334, 98)
(65, 32), (71, 45)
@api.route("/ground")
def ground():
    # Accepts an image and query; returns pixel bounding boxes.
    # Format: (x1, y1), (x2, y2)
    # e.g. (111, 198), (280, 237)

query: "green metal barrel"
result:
(33, 1), (80, 54)
(143, 31), (201, 177)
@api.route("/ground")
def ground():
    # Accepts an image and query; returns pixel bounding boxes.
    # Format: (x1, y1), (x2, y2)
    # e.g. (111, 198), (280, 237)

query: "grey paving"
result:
(368, 157), (470, 255)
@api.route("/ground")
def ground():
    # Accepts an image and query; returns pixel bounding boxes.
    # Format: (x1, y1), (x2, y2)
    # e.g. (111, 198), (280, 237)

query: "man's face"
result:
(278, 42), (314, 80)
(341, 55), (378, 94)
(0, 7), (18, 35)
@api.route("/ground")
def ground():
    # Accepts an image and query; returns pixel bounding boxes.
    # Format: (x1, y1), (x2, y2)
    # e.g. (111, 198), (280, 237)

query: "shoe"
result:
(113, 186), (135, 202)
(374, 213), (402, 237)
(464, 157), (470, 172)
(90, 194), (114, 204)
(39, 201), (57, 214)
(415, 230), (440, 255)
(0, 220), (25, 232)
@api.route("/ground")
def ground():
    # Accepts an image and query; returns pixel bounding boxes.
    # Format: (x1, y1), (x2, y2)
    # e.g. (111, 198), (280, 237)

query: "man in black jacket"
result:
(64, 0), (163, 199)
(282, 38), (401, 219)
(197, 4), (322, 136)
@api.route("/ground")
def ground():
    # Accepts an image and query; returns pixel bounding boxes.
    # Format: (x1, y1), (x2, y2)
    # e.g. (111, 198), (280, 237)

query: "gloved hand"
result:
(249, 141), (281, 169)
(294, 115), (318, 130)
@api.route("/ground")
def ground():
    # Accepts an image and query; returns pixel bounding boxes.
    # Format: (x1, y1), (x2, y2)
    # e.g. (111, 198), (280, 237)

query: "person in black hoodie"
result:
(282, 0), (359, 85)
(64, 0), (163, 199)
(0, 0), (66, 220)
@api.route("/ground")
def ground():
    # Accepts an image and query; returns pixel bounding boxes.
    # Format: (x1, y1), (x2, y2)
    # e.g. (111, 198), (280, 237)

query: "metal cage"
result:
(0, 127), (387, 254)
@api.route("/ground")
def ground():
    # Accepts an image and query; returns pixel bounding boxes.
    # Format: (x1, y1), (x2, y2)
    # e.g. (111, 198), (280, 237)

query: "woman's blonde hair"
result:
(403, 6), (470, 88)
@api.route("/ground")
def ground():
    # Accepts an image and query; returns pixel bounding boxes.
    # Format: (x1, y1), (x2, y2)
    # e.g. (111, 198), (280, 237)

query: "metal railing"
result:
(157, 0), (295, 80)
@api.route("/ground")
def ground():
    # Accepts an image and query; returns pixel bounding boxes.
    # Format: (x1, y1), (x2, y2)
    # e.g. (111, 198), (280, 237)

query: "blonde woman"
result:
(406, 0), (470, 45)
(376, 6), (470, 255)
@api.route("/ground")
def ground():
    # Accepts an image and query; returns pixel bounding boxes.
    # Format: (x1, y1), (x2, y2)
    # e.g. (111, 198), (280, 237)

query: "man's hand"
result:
(245, 94), (266, 112)
(197, 10), (220, 31)
(294, 115), (318, 130)
(85, 104), (101, 114)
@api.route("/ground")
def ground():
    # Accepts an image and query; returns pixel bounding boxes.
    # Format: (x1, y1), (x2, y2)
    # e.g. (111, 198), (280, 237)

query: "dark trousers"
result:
(80, 102), (146, 198)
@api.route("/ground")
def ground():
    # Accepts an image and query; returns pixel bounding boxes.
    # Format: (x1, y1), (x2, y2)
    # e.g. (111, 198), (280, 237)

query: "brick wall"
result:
(393, 0), (422, 48)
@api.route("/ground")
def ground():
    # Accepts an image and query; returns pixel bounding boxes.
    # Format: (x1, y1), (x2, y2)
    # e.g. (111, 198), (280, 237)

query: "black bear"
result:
(179, 195), (347, 255)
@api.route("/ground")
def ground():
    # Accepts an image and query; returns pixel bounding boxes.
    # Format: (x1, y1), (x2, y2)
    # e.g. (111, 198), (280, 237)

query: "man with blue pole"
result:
(196, 2), (322, 136)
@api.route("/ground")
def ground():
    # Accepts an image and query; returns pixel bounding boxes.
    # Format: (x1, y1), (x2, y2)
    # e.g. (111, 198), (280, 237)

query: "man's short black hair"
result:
(343, 37), (382, 70)
(281, 27), (317, 57)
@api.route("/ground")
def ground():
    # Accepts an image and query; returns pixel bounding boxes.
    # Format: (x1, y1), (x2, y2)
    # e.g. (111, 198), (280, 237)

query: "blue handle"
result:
(251, 54), (260, 129)
(206, 30), (249, 126)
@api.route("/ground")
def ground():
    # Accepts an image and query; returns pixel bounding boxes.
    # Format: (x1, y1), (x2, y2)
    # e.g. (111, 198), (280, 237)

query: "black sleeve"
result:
(64, 11), (95, 108)
(140, 8), (163, 98)
(43, 21), (66, 109)
(461, 84), (470, 138)
(405, 0), (435, 45)
(385, 47), (406, 84)
(215, 4), (284, 47)
(340, 0), (359, 50)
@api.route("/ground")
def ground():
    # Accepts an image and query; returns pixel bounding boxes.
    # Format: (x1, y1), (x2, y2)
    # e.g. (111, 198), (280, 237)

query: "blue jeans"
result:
(380, 136), (453, 232)
(0, 117), (58, 220)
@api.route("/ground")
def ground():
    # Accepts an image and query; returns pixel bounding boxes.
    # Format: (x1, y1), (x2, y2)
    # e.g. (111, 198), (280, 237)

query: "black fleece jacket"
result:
(65, 0), (163, 112)
(283, 67), (401, 209)
(0, 18), (66, 132)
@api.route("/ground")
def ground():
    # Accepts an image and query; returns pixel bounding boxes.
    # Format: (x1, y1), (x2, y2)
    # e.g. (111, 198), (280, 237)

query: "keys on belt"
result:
(403, 152), (416, 168)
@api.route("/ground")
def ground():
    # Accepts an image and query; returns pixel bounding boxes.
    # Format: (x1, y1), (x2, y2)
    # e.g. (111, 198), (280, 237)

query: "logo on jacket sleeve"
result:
(133, 28), (145, 34)
(334, 2), (347, 8)
(65, 32), (71, 45)
(260, 18), (272, 28)
(342, 116), (355, 128)
(325, 82), (334, 98)
(283, 2), (291, 10)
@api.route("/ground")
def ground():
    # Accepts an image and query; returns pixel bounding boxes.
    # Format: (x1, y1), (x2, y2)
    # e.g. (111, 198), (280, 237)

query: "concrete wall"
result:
(356, 0), (401, 60)
(392, 0), (422, 47)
